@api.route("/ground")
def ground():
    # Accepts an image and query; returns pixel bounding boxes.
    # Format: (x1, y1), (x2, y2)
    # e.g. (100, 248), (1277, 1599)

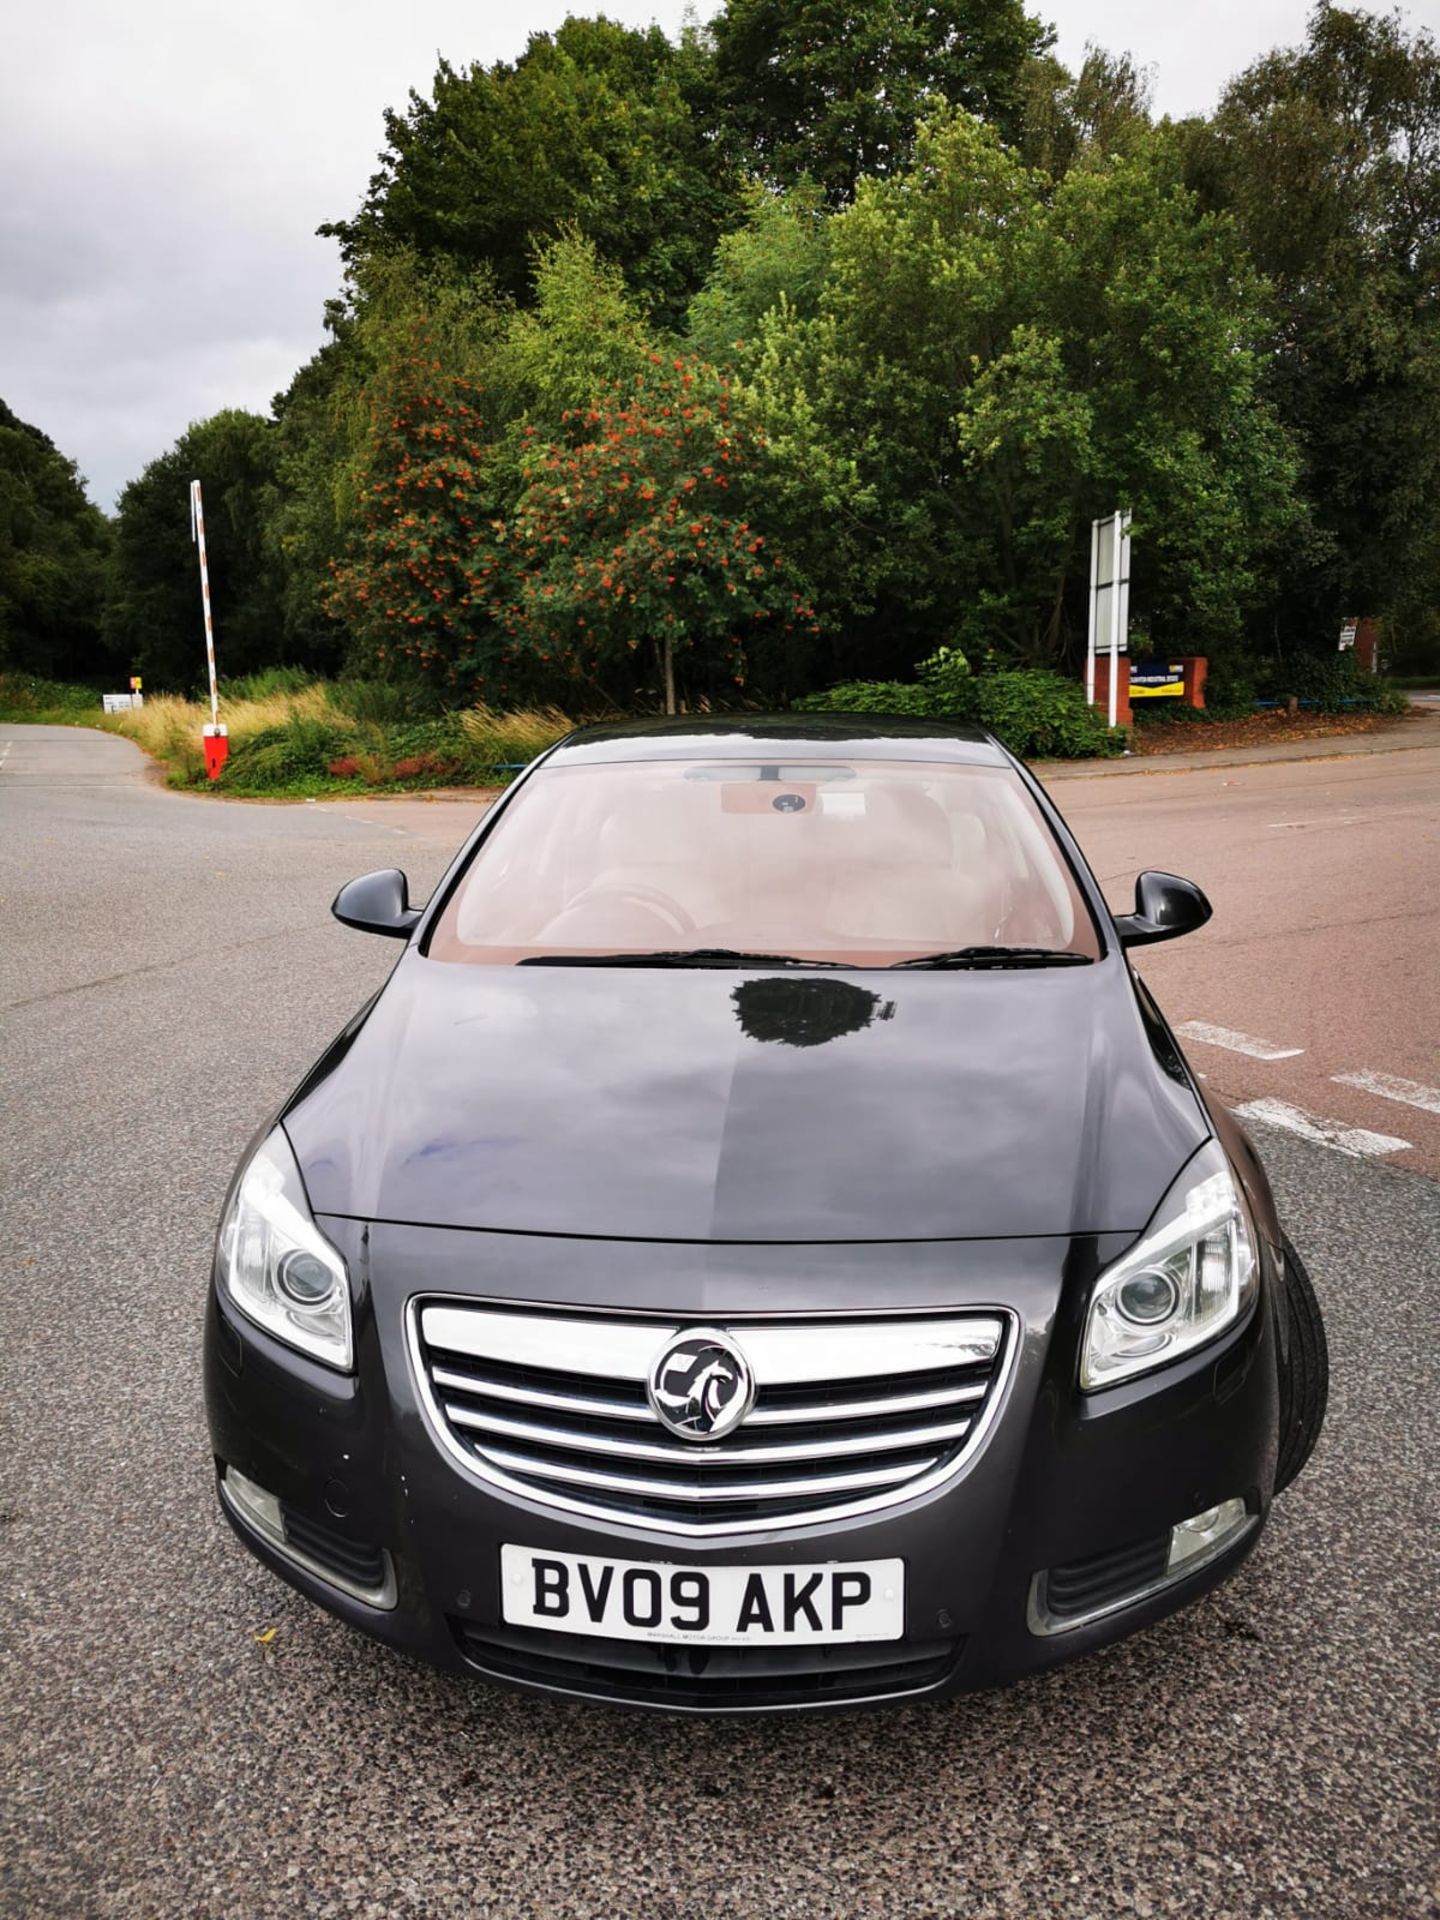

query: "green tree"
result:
(501, 355), (817, 712)
(106, 411), (283, 691)
(321, 17), (737, 329)
(0, 400), (112, 679)
(269, 254), (507, 673)
(325, 315), (507, 698)
(1016, 46), (1155, 179)
(740, 114), (1299, 675)
(705, 0), (1050, 203)
(685, 183), (833, 365)
(1189, 4), (1440, 643)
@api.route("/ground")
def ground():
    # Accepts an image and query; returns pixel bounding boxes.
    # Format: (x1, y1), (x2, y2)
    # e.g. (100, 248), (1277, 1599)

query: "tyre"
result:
(1274, 1232), (1330, 1494)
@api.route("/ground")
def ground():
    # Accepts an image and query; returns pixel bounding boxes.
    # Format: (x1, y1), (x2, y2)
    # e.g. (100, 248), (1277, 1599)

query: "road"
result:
(1057, 735), (1440, 1178)
(2, 725), (1437, 1920)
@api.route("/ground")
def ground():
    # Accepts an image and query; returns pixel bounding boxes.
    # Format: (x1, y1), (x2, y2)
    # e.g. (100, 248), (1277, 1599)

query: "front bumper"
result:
(204, 1221), (1281, 1712)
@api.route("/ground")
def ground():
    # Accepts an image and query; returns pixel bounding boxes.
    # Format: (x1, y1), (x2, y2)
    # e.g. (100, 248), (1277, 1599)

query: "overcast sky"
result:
(0, 0), (1394, 510)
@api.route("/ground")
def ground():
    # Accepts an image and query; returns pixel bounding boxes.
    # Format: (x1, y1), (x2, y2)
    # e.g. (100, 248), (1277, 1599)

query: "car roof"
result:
(543, 713), (1009, 769)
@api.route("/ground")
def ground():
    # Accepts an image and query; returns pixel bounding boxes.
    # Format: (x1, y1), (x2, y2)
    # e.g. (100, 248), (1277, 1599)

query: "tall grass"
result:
(88, 681), (578, 792)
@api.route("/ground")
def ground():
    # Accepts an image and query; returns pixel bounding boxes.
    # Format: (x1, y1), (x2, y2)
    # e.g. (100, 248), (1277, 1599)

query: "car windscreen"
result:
(426, 757), (1101, 966)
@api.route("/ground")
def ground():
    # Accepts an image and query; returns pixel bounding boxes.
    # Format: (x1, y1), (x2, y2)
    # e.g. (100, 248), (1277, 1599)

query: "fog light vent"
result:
(1030, 1496), (1257, 1636)
(219, 1465), (397, 1611)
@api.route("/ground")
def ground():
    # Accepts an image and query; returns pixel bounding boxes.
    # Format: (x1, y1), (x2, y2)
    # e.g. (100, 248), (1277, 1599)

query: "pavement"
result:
(2, 724), (1437, 1919)
(1034, 704), (1440, 779)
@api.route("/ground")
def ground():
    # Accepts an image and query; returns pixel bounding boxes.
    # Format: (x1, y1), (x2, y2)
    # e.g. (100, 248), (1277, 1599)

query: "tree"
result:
(685, 183), (833, 365)
(321, 17), (738, 329)
(0, 400), (111, 679)
(1189, 4), (1440, 644)
(1016, 46), (1155, 179)
(270, 254), (508, 676)
(739, 114), (1299, 675)
(105, 411), (283, 691)
(325, 316), (509, 699)
(501, 355), (818, 712)
(705, 0), (1050, 203)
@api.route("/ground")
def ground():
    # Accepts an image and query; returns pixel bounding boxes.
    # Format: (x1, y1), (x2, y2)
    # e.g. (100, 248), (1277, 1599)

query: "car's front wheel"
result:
(1275, 1233), (1329, 1493)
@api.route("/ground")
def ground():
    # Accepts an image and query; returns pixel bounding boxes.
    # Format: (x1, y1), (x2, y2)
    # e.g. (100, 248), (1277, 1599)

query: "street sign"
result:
(129, 676), (142, 691)
(1130, 661), (1185, 699)
(1086, 510), (1132, 727)
(1339, 619), (1358, 652)
(102, 693), (137, 713)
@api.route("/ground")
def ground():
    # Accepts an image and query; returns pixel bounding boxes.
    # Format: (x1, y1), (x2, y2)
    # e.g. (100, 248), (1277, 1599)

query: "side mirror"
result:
(332, 868), (422, 940)
(1114, 870), (1212, 949)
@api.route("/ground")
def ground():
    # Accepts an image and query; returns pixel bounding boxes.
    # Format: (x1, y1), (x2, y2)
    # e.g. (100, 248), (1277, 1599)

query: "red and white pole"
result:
(190, 479), (228, 779)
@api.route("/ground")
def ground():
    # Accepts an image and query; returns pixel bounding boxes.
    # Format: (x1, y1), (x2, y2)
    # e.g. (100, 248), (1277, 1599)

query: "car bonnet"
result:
(285, 957), (1208, 1243)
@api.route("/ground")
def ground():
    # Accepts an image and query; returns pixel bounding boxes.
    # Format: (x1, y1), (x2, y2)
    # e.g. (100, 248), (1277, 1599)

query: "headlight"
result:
(1081, 1141), (1257, 1390)
(217, 1127), (353, 1370)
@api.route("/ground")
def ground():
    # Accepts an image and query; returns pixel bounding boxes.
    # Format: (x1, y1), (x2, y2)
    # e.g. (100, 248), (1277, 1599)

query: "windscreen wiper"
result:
(889, 946), (1094, 970)
(519, 948), (846, 969)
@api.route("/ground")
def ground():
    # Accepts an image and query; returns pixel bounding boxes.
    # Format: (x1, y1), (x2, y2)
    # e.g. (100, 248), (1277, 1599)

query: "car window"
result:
(427, 757), (1100, 966)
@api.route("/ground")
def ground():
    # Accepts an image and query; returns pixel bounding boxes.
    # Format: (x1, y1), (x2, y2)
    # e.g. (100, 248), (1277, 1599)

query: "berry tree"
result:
(327, 327), (510, 696)
(502, 355), (818, 712)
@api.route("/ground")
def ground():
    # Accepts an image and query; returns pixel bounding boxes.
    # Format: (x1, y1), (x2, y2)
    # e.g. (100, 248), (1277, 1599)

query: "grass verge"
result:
(0, 674), (578, 796)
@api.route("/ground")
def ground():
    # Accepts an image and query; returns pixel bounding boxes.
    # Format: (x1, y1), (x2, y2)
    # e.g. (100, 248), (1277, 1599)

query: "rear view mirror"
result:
(332, 868), (422, 940)
(1114, 870), (1212, 949)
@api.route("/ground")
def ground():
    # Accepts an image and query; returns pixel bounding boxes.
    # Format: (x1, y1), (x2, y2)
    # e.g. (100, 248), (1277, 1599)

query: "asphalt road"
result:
(2, 725), (1437, 1920)
(1054, 734), (1440, 1179)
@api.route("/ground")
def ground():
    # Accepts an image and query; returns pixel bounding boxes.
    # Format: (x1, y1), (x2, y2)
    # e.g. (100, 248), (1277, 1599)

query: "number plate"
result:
(501, 1545), (905, 1646)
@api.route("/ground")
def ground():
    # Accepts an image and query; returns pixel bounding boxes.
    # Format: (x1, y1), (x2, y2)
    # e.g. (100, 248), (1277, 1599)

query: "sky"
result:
(0, 0), (1401, 510)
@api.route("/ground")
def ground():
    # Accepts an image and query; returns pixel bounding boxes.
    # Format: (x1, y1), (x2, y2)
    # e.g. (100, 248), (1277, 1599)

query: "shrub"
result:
(0, 673), (102, 719)
(796, 650), (1123, 758)
(794, 679), (936, 716)
(1198, 652), (1260, 719)
(231, 713), (350, 786)
(1271, 652), (1408, 714)
(971, 670), (1123, 758)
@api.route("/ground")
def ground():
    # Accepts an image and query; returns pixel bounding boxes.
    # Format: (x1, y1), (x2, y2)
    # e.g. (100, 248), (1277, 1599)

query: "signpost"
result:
(189, 480), (228, 779)
(1086, 510), (1132, 728)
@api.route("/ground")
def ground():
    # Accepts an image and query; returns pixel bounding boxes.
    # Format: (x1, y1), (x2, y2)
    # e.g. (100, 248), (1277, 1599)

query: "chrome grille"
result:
(410, 1303), (1012, 1536)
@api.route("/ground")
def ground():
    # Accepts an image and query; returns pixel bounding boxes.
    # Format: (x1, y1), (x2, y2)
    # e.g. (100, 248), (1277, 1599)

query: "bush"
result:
(1199, 653), (1260, 719)
(971, 670), (1124, 758)
(797, 650), (1124, 759)
(0, 673), (102, 718)
(794, 678), (937, 716)
(230, 713), (351, 786)
(1271, 652), (1408, 714)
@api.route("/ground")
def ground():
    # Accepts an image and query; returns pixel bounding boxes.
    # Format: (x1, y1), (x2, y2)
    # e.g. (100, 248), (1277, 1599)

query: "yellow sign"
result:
(1130, 661), (1184, 699)
(130, 676), (142, 691)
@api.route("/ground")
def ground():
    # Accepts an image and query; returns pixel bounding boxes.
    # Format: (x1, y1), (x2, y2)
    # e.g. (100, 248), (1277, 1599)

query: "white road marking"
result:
(1235, 1098), (1412, 1158)
(1268, 816), (1363, 830)
(1332, 1070), (1440, 1118)
(1176, 1021), (1304, 1061)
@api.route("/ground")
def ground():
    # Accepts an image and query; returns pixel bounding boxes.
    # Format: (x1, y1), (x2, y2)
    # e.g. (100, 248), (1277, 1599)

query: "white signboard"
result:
(1086, 510), (1132, 726)
(102, 693), (137, 713)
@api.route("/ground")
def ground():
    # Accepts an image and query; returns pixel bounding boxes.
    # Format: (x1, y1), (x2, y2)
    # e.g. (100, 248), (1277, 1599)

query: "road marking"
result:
(1235, 1098), (1412, 1158)
(1332, 1070), (1440, 1117)
(1176, 1021), (1304, 1061)
(1268, 817), (1363, 829)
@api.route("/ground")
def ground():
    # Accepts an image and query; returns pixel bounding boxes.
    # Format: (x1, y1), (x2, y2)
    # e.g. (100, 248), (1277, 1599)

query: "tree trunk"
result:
(662, 631), (676, 716)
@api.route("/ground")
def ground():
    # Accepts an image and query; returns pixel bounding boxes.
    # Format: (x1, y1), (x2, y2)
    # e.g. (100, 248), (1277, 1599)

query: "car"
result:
(204, 715), (1329, 1712)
